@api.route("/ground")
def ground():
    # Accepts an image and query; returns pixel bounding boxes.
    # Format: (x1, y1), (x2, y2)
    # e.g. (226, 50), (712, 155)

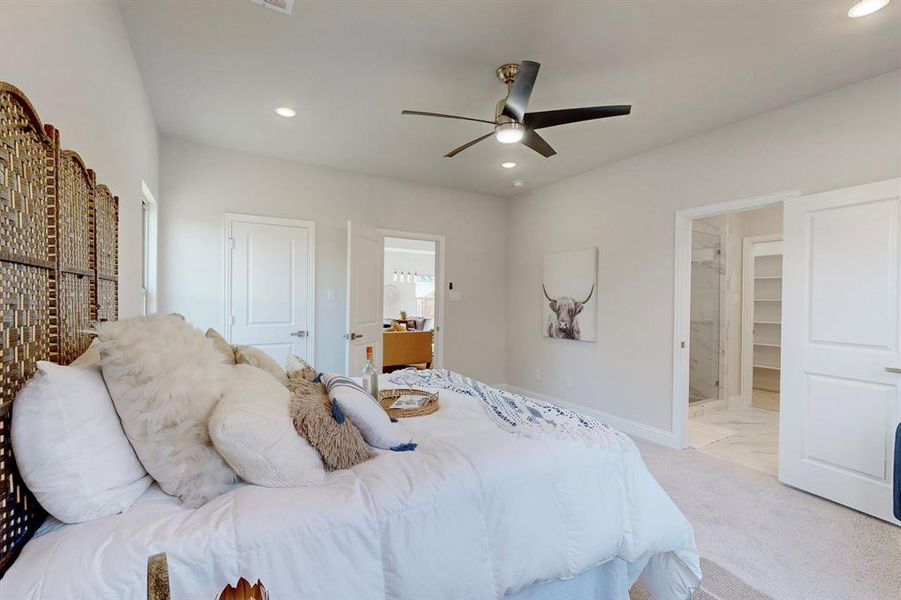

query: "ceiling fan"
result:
(402, 60), (631, 158)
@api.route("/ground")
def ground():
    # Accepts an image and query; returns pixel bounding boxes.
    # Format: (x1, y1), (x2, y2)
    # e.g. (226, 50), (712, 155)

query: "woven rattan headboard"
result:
(0, 82), (119, 575)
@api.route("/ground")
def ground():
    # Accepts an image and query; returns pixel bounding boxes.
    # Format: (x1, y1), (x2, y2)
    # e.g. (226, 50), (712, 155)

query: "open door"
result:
(345, 221), (384, 376)
(781, 177), (901, 524)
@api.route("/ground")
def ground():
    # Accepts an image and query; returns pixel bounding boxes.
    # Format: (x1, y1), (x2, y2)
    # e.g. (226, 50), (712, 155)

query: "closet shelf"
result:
(753, 342), (781, 348)
(755, 320), (781, 325)
(754, 298), (781, 302)
(754, 275), (782, 280)
(753, 364), (780, 371)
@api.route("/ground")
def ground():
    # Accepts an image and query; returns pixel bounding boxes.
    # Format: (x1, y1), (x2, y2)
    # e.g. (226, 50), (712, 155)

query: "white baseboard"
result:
(498, 384), (678, 449)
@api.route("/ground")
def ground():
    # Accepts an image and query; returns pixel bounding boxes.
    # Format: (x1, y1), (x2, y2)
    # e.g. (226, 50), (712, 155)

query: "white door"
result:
(782, 178), (901, 524)
(346, 221), (384, 376)
(228, 216), (315, 366)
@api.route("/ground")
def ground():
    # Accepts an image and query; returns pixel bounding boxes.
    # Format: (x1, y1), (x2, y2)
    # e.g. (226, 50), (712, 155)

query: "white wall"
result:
(0, 1), (159, 317)
(506, 70), (901, 436)
(159, 136), (507, 383)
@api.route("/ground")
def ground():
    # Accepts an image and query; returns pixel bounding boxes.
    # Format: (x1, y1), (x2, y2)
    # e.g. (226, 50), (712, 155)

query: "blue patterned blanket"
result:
(387, 369), (630, 446)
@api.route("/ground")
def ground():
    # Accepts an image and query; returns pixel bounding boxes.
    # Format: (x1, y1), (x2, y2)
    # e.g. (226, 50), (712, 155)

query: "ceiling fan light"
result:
(848, 0), (890, 17)
(495, 122), (525, 144)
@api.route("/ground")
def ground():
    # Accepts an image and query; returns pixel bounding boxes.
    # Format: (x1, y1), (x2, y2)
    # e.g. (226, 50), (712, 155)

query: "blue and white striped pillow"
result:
(322, 374), (416, 452)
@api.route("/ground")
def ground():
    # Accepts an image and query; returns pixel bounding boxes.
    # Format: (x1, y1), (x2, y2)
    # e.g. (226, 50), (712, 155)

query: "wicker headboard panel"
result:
(0, 82), (119, 575)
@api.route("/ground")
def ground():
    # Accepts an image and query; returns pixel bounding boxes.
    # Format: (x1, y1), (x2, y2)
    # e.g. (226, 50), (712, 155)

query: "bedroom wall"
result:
(505, 69), (901, 440)
(0, 1), (159, 317)
(158, 136), (507, 382)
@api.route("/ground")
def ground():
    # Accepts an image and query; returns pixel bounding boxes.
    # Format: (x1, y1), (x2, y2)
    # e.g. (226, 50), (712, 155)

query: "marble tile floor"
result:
(691, 406), (779, 476)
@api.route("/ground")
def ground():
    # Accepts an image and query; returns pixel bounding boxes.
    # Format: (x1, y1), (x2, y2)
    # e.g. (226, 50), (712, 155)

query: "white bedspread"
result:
(1, 380), (700, 599)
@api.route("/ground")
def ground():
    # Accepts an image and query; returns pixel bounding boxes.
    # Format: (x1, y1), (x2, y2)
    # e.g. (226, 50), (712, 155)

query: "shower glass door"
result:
(689, 228), (722, 403)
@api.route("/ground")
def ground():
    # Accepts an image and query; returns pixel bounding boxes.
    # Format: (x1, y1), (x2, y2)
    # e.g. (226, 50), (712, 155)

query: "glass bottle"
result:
(362, 345), (379, 399)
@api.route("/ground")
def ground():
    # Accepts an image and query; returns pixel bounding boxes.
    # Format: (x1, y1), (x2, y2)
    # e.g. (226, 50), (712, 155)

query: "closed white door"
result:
(228, 216), (315, 366)
(346, 221), (383, 376)
(781, 178), (901, 524)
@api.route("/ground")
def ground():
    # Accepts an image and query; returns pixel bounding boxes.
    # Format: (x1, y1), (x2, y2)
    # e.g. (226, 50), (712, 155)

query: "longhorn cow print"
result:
(543, 284), (594, 340)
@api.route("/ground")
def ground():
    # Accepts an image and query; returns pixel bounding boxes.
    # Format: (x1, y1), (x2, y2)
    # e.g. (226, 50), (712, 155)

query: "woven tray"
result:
(379, 388), (439, 418)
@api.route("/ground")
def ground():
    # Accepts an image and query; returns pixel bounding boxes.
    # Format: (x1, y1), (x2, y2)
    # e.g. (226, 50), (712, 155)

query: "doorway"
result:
(671, 190), (796, 456)
(345, 223), (445, 376)
(224, 213), (316, 366)
(684, 208), (783, 476)
(382, 234), (441, 373)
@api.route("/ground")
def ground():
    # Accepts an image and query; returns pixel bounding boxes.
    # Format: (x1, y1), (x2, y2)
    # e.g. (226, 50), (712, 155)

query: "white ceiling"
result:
(120, 0), (901, 197)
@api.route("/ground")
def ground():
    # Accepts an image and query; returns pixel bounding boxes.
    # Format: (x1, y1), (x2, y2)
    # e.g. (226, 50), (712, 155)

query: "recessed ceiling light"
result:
(501, 162), (517, 169)
(513, 179), (526, 187)
(275, 106), (296, 118)
(848, 0), (890, 17)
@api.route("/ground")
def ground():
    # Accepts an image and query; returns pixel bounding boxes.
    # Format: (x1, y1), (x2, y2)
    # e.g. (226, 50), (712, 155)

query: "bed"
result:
(2, 377), (700, 598)
(0, 82), (700, 598)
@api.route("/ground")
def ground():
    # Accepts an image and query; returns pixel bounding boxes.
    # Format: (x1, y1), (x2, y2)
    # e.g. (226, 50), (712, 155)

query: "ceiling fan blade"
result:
(444, 132), (494, 158)
(524, 105), (631, 130)
(501, 60), (540, 122)
(521, 130), (557, 158)
(402, 110), (498, 126)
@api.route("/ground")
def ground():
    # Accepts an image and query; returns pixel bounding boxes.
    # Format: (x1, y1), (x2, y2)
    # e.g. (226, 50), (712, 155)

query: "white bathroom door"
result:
(346, 221), (383, 376)
(781, 177), (901, 524)
(228, 215), (315, 366)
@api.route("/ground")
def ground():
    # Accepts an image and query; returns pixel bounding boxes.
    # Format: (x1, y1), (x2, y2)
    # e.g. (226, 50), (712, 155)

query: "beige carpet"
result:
(631, 558), (772, 599)
(635, 440), (901, 600)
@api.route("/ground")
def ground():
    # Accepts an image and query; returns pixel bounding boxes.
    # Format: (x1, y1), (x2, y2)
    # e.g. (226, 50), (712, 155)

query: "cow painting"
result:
(544, 284), (594, 340)
(541, 247), (598, 342)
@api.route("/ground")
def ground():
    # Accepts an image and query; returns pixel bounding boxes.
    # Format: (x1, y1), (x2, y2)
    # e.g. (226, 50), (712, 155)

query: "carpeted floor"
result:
(635, 440), (901, 600)
(631, 558), (772, 599)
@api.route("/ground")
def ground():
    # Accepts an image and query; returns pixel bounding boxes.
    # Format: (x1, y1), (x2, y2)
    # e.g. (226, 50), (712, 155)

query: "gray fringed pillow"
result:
(290, 380), (373, 470)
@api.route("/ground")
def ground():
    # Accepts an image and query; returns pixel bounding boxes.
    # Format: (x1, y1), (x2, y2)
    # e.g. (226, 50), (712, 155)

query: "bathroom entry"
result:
(685, 205), (783, 476)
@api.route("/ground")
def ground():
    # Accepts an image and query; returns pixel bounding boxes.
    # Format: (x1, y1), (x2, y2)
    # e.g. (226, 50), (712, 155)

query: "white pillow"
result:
(321, 374), (416, 451)
(209, 365), (325, 487)
(12, 361), (152, 523)
(97, 314), (236, 508)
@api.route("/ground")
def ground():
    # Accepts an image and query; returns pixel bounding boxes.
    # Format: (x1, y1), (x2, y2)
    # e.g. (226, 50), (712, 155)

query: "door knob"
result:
(291, 330), (308, 338)
(344, 332), (363, 340)
(886, 367), (901, 374)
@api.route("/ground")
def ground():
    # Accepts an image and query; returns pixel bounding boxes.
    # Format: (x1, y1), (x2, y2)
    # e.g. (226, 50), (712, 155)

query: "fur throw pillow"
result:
(96, 314), (236, 507)
(210, 365), (325, 487)
(290, 381), (373, 470)
(235, 346), (287, 385)
(206, 328), (236, 364)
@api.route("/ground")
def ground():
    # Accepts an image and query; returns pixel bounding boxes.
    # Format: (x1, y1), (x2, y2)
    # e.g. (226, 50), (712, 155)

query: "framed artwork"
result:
(542, 247), (598, 342)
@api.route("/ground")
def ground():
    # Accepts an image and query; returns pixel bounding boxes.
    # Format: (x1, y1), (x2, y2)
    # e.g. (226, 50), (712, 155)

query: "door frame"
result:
(672, 190), (798, 449)
(223, 212), (317, 365)
(378, 228), (446, 370)
(740, 234), (783, 408)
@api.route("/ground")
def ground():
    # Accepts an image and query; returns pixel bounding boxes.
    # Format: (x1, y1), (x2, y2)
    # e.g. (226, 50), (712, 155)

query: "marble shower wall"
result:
(689, 223), (725, 403)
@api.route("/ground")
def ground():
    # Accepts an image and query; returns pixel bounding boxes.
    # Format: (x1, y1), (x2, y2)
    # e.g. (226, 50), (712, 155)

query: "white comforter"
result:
(1, 381), (700, 599)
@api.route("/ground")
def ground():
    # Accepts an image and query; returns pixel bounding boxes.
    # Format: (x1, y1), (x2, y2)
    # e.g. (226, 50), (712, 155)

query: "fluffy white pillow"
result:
(321, 374), (416, 451)
(12, 361), (152, 523)
(96, 314), (236, 508)
(210, 365), (325, 487)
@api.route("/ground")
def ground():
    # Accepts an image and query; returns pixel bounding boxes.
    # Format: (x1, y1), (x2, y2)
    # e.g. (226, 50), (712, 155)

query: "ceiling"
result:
(120, 0), (901, 197)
